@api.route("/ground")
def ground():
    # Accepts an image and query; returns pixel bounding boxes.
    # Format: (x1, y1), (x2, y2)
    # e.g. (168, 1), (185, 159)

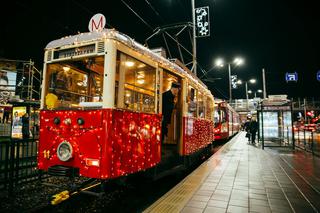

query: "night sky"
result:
(1, 0), (319, 99)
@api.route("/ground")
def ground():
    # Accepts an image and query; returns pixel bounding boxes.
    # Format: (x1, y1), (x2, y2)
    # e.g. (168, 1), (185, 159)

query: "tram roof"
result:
(45, 29), (212, 97)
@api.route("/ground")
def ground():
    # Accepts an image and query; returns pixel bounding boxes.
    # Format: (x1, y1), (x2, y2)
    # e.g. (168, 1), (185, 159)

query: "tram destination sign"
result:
(53, 44), (96, 59)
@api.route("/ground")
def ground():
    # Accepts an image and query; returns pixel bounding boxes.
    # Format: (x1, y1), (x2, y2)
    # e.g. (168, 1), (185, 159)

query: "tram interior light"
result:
(63, 66), (70, 72)
(137, 71), (145, 79)
(125, 61), (135, 67)
(137, 79), (145, 84)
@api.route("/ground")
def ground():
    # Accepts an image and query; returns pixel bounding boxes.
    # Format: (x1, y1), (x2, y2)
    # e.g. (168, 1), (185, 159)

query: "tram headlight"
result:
(57, 141), (73, 162)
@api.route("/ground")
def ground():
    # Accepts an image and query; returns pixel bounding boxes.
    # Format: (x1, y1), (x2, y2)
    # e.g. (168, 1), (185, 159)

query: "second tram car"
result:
(214, 100), (240, 140)
(38, 29), (215, 180)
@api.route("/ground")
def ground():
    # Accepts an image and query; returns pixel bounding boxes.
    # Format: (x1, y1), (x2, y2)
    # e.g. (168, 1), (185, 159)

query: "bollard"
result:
(297, 128), (300, 146)
(311, 131), (314, 155)
(286, 126), (289, 146)
(304, 128), (306, 150)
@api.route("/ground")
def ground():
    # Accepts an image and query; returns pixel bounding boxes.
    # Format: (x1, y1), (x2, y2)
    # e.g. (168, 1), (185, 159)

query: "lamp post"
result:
(238, 78), (256, 110)
(214, 57), (244, 103)
(191, 0), (197, 75)
(228, 63), (232, 103)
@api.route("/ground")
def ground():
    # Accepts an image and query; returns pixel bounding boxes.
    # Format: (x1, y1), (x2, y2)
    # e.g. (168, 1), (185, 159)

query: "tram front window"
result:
(44, 56), (104, 109)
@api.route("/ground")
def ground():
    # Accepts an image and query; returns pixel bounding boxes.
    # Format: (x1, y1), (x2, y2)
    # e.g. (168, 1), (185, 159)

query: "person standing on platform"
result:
(244, 119), (251, 142)
(3, 106), (11, 123)
(161, 82), (180, 143)
(249, 118), (258, 144)
(22, 113), (30, 139)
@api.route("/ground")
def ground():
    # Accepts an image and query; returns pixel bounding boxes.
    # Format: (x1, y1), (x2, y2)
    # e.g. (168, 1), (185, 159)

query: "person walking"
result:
(244, 119), (251, 143)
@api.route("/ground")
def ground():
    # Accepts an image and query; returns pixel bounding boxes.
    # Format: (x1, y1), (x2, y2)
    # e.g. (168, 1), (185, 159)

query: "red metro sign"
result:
(88, 13), (106, 32)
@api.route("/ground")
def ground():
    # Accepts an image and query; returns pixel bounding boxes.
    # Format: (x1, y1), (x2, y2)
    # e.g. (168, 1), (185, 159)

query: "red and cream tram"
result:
(38, 29), (215, 179)
(213, 100), (240, 140)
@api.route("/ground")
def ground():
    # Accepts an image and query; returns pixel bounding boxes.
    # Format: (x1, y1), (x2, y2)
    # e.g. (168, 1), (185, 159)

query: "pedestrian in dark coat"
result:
(22, 113), (30, 139)
(249, 118), (258, 144)
(161, 82), (180, 143)
(244, 120), (251, 142)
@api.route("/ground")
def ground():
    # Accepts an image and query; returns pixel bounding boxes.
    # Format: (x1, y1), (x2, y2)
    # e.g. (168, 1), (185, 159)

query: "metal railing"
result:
(294, 126), (320, 156)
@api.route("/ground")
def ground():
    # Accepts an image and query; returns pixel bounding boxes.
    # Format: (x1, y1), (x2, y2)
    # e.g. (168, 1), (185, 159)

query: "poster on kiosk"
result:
(11, 106), (26, 138)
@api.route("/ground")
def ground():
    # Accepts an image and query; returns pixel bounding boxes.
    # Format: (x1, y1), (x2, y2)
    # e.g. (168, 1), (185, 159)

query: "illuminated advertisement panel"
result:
(0, 68), (17, 103)
(11, 106), (26, 138)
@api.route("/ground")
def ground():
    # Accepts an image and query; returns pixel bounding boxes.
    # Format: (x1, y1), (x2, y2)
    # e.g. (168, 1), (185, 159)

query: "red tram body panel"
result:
(38, 109), (161, 179)
(183, 117), (214, 155)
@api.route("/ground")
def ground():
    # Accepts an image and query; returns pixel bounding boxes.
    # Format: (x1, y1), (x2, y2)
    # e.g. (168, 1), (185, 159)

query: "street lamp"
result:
(199, 59), (225, 79)
(214, 57), (245, 103)
(238, 78), (256, 110)
(248, 89), (263, 98)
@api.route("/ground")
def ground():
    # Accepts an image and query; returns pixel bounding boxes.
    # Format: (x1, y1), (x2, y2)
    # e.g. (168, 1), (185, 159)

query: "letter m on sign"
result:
(88, 14), (106, 32)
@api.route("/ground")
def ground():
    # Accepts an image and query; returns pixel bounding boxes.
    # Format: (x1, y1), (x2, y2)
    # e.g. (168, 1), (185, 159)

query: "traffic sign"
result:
(285, 72), (298, 82)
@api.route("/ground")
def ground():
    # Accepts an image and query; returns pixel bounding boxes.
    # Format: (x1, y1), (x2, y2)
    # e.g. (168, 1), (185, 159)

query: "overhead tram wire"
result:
(120, 0), (154, 31)
(122, 0), (211, 87)
(211, 87), (228, 100)
(143, 0), (210, 80)
(144, 0), (166, 23)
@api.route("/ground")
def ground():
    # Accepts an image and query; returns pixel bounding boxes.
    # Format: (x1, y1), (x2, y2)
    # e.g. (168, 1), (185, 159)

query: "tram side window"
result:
(119, 53), (156, 113)
(221, 109), (227, 123)
(187, 86), (197, 117)
(198, 92), (205, 118)
(44, 56), (104, 109)
(214, 109), (220, 127)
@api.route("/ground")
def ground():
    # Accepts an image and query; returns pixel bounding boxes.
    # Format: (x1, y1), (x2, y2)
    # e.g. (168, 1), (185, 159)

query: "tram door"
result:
(162, 71), (182, 148)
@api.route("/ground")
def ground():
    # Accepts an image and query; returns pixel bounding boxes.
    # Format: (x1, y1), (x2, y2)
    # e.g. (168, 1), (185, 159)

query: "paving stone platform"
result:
(144, 132), (320, 213)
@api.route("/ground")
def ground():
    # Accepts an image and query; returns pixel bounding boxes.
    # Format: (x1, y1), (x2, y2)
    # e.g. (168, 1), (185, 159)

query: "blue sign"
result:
(285, 72), (298, 82)
(317, 70), (320, 81)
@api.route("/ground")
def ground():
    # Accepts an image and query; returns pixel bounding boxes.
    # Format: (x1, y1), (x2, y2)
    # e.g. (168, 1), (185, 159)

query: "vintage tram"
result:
(213, 100), (240, 140)
(37, 29), (215, 180)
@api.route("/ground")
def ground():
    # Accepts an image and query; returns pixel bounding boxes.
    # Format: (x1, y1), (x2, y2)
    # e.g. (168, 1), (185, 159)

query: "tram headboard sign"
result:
(53, 44), (96, 59)
(88, 13), (106, 32)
